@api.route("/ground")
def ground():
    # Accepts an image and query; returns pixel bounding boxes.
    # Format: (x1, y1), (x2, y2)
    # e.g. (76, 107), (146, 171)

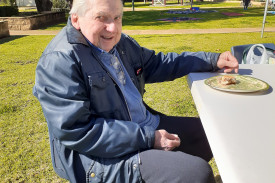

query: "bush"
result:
(123, 0), (150, 2)
(0, 0), (16, 6)
(51, 0), (70, 9)
(0, 6), (19, 17)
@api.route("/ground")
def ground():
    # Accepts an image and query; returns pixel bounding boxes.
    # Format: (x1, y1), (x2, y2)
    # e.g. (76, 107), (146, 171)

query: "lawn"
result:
(1, 2), (275, 182)
(1, 32), (275, 182)
(43, 2), (275, 30)
(124, 1), (249, 8)
(122, 7), (275, 30)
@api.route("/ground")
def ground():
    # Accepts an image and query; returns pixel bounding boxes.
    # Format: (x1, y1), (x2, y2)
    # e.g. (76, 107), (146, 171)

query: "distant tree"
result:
(52, 0), (72, 9)
(67, 0), (73, 8)
(35, 0), (53, 13)
(2, 0), (17, 6)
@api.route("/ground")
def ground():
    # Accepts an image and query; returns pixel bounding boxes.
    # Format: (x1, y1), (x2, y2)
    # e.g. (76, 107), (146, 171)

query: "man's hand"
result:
(217, 51), (239, 73)
(154, 130), (181, 151)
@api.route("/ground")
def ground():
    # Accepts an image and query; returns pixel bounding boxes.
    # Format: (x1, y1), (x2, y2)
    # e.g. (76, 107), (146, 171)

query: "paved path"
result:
(9, 27), (275, 36)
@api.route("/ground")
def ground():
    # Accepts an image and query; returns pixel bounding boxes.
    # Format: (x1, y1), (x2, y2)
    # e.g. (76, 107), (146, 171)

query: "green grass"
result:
(1, 32), (275, 182)
(122, 7), (275, 30)
(1, 2), (275, 182)
(124, 1), (245, 8)
(0, 35), (66, 182)
(44, 6), (275, 30)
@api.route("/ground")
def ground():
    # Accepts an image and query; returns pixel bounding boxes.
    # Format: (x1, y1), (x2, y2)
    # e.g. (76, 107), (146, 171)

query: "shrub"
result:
(51, 0), (70, 10)
(0, 6), (19, 17)
(0, 0), (16, 6)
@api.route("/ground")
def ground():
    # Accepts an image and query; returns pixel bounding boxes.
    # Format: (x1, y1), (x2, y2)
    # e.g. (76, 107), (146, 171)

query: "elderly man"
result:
(33, 0), (238, 182)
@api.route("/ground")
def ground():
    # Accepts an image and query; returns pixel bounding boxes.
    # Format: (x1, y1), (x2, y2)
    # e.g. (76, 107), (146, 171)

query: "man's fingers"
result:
(219, 59), (239, 73)
(164, 131), (179, 139)
(223, 66), (238, 73)
(170, 138), (180, 147)
(223, 63), (239, 73)
(217, 51), (239, 73)
(164, 139), (181, 151)
(219, 57), (238, 68)
(154, 130), (181, 151)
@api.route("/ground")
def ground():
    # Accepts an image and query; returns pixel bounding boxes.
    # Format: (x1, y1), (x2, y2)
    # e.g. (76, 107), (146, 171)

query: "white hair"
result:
(69, 0), (93, 16)
(69, 0), (123, 16)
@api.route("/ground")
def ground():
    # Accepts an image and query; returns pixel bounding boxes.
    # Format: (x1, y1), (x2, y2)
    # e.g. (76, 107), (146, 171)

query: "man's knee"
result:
(140, 150), (215, 183)
(139, 150), (215, 183)
(185, 155), (215, 183)
(170, 152), (215, 183)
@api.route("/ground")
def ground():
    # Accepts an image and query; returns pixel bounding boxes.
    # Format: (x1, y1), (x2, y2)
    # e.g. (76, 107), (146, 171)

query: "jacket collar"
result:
(66, 16), (89, 46)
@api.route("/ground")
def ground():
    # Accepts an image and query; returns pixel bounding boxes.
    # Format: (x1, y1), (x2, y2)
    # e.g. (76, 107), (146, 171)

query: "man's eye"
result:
(96, 16), (105, 21)
(114, 16), (122, 21)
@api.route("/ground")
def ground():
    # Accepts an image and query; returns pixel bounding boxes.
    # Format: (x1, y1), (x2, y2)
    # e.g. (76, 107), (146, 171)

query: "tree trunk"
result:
(35, 0), (53, 13)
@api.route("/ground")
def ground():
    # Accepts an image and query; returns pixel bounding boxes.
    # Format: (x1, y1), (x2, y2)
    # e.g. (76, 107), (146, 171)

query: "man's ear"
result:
(71, 14), (80, 30)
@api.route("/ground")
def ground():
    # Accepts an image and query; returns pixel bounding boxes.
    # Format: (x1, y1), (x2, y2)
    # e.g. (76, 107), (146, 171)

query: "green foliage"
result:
(0, 0), (17, 6)
(0, 6), (18, 17)
(51, 0), (70, 9)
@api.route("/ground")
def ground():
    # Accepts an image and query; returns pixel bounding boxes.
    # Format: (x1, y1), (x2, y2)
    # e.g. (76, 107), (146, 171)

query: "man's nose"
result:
(106, 21), (116, 33)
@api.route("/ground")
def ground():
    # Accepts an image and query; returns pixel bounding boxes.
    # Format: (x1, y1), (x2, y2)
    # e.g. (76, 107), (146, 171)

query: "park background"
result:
(1, 0), (275, 182)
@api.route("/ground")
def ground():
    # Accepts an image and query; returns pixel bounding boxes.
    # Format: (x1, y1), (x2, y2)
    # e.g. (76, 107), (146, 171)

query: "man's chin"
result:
(101, 45), (115, 52)
(100, 39), (119, 52)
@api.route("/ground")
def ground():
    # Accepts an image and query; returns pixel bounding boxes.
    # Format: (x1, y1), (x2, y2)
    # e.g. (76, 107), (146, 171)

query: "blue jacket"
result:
(33, 18), (220, 183)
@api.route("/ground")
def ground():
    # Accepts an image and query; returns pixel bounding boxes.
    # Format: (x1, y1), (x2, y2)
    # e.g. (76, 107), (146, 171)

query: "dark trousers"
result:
(243, 0), (250, 9)
(139, 115), (216, 183)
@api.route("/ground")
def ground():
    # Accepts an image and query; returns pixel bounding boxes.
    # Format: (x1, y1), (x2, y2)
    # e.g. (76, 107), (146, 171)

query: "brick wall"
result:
(0, 21), (10, 38)
(0, 11), (66, 30)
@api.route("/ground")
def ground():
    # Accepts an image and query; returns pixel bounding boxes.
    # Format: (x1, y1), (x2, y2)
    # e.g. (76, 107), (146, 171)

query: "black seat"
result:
(231, 43), (275, 63)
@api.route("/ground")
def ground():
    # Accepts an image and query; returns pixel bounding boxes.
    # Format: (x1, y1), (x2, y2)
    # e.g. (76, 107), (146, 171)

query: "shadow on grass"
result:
(38, 22), (67, 30)
(0, 104), (19, 115)
(39, 12), (68, 30)
(215, 175), (223, 183)
(0, 36), (25, 44)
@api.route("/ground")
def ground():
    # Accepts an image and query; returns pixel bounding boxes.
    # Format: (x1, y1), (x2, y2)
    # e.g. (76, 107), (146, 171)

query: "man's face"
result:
(72, 0), (123, 52)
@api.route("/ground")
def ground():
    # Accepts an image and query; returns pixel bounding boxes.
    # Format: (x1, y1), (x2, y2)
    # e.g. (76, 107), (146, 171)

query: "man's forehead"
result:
(90, 0), (123, 15)
(93, 9), (122, 17)
(95, 11), (114, 15)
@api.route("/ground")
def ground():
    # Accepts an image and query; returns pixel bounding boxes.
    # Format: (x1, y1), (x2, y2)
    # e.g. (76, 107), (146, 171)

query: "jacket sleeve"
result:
(33, 51), (155, 158)
(140, 46), (220, 83)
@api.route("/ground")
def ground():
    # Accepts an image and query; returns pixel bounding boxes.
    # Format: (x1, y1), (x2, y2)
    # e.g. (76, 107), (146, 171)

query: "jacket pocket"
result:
(86, 159), (104, 183)
(87, 72), (124, 118)
(86, 154), (143, 183)
(88, 72), (109, 89)
(51, 138), (68, 179)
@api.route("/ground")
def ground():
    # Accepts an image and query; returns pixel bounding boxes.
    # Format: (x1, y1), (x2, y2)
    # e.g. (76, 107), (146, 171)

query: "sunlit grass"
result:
(123, 1), (245, 8)
(1, 32), (275, 182)
(44, 6), (275, 30)
(122, 7), (275, 30)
